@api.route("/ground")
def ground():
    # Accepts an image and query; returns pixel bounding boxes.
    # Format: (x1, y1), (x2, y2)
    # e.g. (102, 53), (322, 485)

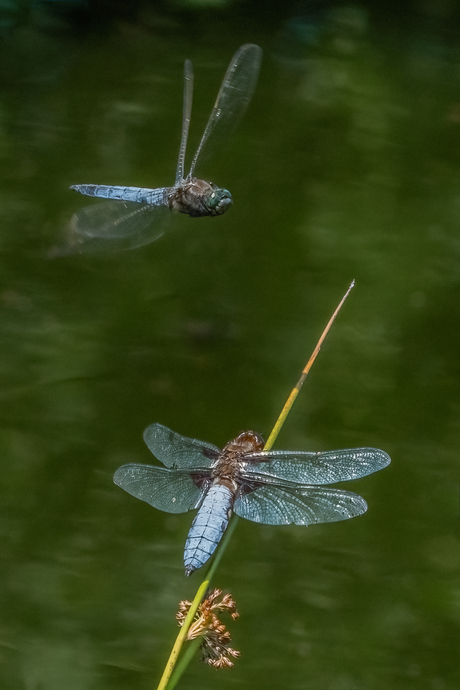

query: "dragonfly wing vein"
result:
(175, 59), (194, 185)
(242, 447), (391, 484)
(143, 423), (220, 469)
(113, 463), (205, 513)
(234, 485), (368, 525)
(189, 43), (262, 176)
(69, 200), (169, 250)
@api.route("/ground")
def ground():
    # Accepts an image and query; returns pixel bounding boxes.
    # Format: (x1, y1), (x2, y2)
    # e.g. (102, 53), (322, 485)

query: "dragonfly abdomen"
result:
(184, 483), (233, 576)
(70, 184), (169, 205)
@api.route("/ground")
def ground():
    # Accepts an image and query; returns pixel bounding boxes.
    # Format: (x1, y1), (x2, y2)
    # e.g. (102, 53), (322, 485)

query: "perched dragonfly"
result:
(114, 423), (391, 576)
(68, 44), (262, 252)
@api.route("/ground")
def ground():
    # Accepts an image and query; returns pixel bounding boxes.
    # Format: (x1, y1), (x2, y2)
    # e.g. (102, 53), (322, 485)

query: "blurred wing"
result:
(143, 423), (220, 469)
(113, 463), (208, 513)
(234, 485), (368, 525)
(241, 448), (391, 485)
(176, 59), (194, 184)
(67, 199), (170, 252)
(188, 43), (262, 176)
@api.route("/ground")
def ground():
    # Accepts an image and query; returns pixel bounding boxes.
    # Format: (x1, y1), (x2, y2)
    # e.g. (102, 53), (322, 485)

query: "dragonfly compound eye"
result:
(207, 188), (233, 215)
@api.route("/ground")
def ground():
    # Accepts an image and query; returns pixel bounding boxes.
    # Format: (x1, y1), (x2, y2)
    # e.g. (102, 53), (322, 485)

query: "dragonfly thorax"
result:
(209, 431), (264, 490)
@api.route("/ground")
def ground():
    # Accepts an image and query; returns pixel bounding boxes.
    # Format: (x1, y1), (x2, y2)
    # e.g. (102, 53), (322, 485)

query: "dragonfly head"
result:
(205, 186), (233, 216)
(224, 430), (265, 456)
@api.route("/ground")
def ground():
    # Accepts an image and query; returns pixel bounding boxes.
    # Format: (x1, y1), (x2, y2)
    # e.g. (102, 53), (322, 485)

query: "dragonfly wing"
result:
(234, 485), (368, 525)
(241, 448), (391, 485)
(113, 463), (208, 513)
(67, 198), (170, 252)
(143, 423), (220, 469)
(175, 59), (194, 185)
(188, 43), (262, 176)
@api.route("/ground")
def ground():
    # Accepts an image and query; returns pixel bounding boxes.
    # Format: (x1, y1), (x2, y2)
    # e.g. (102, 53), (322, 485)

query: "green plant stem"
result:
(265, 279), (354, 450)
(167, 639), (201, 690)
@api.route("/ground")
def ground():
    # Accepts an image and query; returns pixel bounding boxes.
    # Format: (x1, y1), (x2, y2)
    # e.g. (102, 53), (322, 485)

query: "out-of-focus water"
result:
(1, 3), (460, 689)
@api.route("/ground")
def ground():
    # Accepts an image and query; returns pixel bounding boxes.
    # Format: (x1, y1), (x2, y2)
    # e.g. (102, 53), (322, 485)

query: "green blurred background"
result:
(1, 0), (460, 688)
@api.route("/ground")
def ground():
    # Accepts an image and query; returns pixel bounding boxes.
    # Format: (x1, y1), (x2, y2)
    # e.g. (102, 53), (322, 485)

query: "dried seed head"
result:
(176, 589), (240, 668)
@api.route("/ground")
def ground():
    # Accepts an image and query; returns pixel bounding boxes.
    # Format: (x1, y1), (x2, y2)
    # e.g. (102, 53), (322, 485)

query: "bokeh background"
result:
(1, 1), (460, 688)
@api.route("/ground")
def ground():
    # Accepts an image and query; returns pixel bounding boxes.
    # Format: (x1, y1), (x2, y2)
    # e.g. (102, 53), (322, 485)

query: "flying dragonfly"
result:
(68, 44), (262, 252)
(114, 423), (391, 576)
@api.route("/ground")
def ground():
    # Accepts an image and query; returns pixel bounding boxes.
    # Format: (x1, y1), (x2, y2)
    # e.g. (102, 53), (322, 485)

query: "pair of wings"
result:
(68, 44), (262, 252)
(113, 423), (391, 527)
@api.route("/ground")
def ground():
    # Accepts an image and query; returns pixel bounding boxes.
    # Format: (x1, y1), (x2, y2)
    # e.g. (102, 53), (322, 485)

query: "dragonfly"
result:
(114, 423), (391, 576)
(68, 44), (262, 252)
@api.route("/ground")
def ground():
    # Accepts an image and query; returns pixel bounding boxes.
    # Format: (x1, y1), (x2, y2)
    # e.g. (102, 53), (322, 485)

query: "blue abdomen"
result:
(184, 484), (233, 576)
(70, 184), (168, 205)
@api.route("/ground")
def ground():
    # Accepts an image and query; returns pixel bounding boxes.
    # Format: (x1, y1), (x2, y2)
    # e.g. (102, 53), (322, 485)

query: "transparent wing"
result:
(188, 43), (262, 177)
(67, 199), (170, 252)
(234, 485), (368, 525)
(143, 423), (220, 469)
(175, 59), (194, 185)
(113, 463), (208, 514)
(240, 448), (391, 485)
